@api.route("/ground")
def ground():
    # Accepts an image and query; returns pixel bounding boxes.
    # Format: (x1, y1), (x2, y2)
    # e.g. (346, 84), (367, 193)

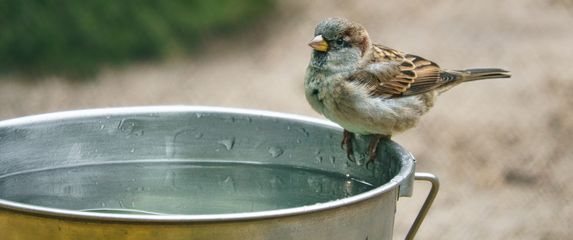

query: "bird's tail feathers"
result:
(435, 68), (511, 94)
(457, 68), (511, 82)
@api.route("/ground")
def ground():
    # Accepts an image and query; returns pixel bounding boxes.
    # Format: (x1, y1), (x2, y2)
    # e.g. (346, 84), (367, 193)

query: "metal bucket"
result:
(0, 106), (438, 240)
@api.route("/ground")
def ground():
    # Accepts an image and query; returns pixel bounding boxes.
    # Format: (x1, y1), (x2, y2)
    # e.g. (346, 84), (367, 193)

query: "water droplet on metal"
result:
(298, 127), (310, 137)
(218, 137), (235, 150)
(269, 176), (284, 189)
(164, 170), (176, 187)
(130, 148), (135, 153)
(286, 125), (292, 130)
(330, 156), (336, 164)
(227, 117), (236, 123)
(296, 139), (302, 144)
(194, 133), (203, 139)
(315, 156), (323, 163)
(268, 146), (284, 158)
(99, 125), (105, 130)
(195, 113), (203, 118)
(118, 119), (143, 137)
(165, 136), (174, 157)
(314, 149), (321, 155)
(222, 176), (236, 192)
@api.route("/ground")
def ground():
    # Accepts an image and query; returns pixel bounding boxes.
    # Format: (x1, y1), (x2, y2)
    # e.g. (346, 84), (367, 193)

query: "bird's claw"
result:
(365, 158), (375, 169)
(347, 151), (356, 162)
(341, 130), (355, 162)
(365, 147), (377, 169)
(365, 134), (387, 167)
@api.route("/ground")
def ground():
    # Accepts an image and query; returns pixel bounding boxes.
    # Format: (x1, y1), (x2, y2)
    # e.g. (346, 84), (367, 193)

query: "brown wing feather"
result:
(353, 44), (446, 98)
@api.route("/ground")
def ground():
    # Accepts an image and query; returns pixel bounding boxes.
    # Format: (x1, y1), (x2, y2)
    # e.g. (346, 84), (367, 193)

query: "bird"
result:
(304, 17), (511, 163)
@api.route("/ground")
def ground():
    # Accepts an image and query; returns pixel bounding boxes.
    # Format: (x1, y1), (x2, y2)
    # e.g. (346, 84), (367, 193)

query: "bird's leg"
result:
(367, 134), (389, 164)
(341, 130), (355, 162)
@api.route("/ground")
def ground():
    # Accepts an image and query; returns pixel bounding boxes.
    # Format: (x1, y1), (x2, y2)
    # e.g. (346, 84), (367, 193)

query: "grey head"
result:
(308, 18), (371, 69)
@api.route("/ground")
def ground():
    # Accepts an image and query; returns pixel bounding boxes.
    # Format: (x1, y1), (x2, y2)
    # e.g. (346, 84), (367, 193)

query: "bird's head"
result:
(308, 18), (371, 68)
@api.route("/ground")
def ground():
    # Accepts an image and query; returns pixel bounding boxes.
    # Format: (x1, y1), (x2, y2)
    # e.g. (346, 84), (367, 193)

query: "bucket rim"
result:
(0, 106), (415, 222)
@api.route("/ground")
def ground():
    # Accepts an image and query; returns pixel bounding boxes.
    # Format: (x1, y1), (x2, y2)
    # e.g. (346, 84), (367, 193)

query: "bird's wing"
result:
(349, 44), (446, 98)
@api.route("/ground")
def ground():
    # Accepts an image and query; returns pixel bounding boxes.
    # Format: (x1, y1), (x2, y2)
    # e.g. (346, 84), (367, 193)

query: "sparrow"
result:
(304, 17), (511, 163)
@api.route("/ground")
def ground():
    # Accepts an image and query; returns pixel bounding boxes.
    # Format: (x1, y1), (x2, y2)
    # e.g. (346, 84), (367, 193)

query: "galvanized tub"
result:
(0, 106), (438, 240)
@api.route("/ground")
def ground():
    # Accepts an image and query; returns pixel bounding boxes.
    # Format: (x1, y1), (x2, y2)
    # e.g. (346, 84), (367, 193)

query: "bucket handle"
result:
(404, 172), (440, 240)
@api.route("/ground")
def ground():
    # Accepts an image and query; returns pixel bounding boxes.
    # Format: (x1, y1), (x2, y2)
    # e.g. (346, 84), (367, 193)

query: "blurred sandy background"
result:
(1, 0), (572, 239)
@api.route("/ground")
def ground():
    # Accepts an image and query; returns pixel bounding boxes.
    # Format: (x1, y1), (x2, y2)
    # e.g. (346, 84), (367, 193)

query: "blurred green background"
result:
(0, 0), (273, 77)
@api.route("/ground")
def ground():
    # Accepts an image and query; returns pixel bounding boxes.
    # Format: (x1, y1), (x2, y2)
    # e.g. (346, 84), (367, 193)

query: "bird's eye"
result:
(336, 38), (344, 45)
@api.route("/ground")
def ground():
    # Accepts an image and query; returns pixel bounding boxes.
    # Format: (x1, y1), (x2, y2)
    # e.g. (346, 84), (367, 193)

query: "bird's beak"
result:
(308, 35), (328, 52)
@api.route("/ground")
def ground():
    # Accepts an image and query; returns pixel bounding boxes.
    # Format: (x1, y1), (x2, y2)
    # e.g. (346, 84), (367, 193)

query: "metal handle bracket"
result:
(405, 172), (440, 240)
